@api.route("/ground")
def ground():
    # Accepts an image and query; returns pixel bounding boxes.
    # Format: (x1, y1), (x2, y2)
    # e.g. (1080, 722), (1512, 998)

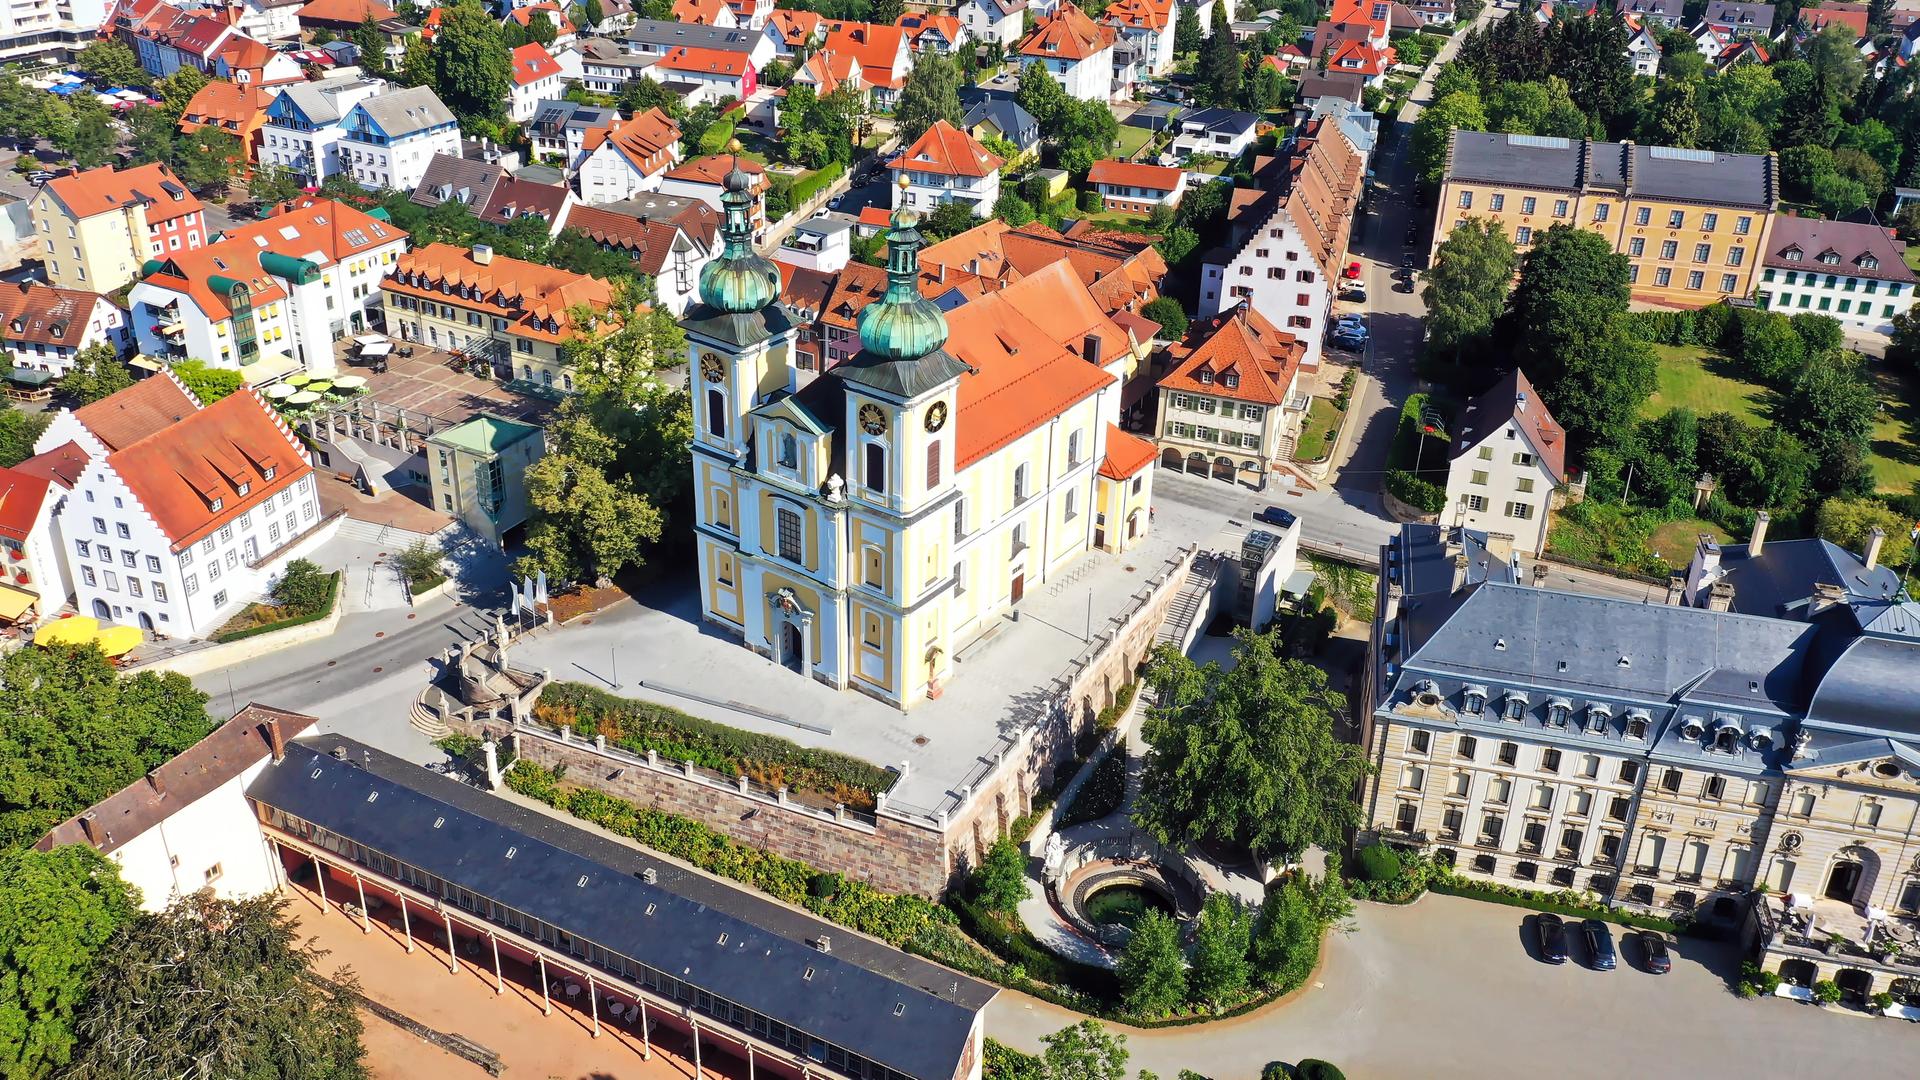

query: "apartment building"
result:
(381, 243), (616, 390)
(892, 120), (1003, 218)
(624, 17), (776, 69)
(556, 197), (716, 316)
(1153, 304), (1308, 486)
(1754, 215), (1918, 334)
(1018, 2), (1117, 101)
(526, 99), (621, 171)
(1102, 0), (1175, 75)
(508, 42), (565, 124)
(960, 0), (1026, 49)
(1199, 119), (1365, 372)
(0, 283), (128, 382)
(1440, 369), (1565, 557)
(339, 86), (462, 193)
(31, 163), (206, 293)
(576, 108), (683, 206)
(26, 376), (322, 636)
(0, 463), (74, 623)
(1432, 131), (1779, 309)
(260, 76), (387, 186)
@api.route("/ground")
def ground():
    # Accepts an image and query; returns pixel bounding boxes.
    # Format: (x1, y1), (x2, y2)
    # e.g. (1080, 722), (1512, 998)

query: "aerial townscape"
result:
(4, 0), (1920, 1075)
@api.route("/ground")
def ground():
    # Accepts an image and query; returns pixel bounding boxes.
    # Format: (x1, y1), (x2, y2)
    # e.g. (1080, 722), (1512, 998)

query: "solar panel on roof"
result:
(1505, 134), (1571, 149)
(1650, 146), (1716, 162)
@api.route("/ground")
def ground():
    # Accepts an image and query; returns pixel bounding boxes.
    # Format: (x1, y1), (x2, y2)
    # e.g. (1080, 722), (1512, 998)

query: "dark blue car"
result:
(1583, 919), (1616, 971)
(1537, 913), (1569, 964)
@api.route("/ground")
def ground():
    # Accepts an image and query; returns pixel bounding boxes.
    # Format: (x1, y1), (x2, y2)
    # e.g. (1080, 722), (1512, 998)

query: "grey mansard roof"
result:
(248, 738), (994, 1080)
(1444, 132), (1778, 210)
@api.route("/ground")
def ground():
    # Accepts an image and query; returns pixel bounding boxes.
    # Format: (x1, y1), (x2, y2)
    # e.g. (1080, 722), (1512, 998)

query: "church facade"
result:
(686, 169), (1158, 709)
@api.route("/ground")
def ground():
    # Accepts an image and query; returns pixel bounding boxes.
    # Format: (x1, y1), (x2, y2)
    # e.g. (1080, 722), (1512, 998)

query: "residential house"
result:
(1689, 19), (1733, 59)
(765, 7), (824, 54)
(425, 415), (545, 548)
(340, 86), (463, 193)
(959, 96), (1041, 166)
(1199, 120), (1365, 372)
(660, 155), (769, 240)
(0, 283), (128, 385)
(624, 18), (776, 70)
(1293, 70), (1367, 120)
(508, 42), (565, 124)
(407, 154), (503, 215)
(1153, 304), (1308, 485)
(177, 80), (274, 166)
(1019, 3), (1117, 101)
(960, 0), (1027, 50)
(896, 11), (968, 54)
(1325, 37), (1394, 85)
(1715, 37), (1771, 67)
(37, 706), (319, 911)
(725, 0), (774, 28)
(1797, 1), (1869, 39)
(1170, 108), (1258, 162)
(382, 242), (617, 389)
(1702, 0), (1774, 36)
(225, 0), (304, 41)
(126, 4), (237, 78)
(576, 108), (683, 205)
(1625, 17), (1663, 75)
(508, 3), (577, 46)
(1615, 0), (1682, 25)
(671, 0), (736, 26)
(918, 217), (1170, 326)
(0, 462), (71, 623)
(30, 377), (325, 636)
(553, 196), (717, 316)
(1432, 131), (1780, 309)
(1440, 369), (1564, 556)
(572, 36), (658, 93)
(792, 50), (863, 98)
(1755, 216), (1919, 334)
(821, 21), (913, 109)
(31, 162), (206, 292)
(774, 215), (853, 274)
(1311, 95), (1380, 180)
(295, 0), (396, 32)
(893, 120), (1004, 217)
(1408, 0), (1456, 24)
(646, 44), (758, 100)
(1086, 159), (1187, 214)
(526, 100), (621, 172)
(212, 34), (305, 86)
(1102, 0), (1176, 75)
(258, 75), (384, 186)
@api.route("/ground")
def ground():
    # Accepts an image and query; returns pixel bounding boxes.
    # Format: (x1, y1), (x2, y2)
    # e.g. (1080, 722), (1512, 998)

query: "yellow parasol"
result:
(95, 625), (145, 657)
(34, 615), (99, 647)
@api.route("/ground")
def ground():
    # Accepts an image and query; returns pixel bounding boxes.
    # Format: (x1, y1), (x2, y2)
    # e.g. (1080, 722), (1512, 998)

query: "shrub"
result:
(971, 837), (1031, 914)
(272, 559), (333, 615)
(211, 570), (340, 642)
(696, 118), (736, 155)
(1296, 1061), (1346, 1080)
(1079, 188), (1103, 213)
(1094, 682), (1136, 732)
(789, 161), (844, 205)
(1385, 469), (1446, 513)
(1058, 749), (1127, 828)
(984, 1039), (1043, 1080)
(1873, 991), (1895, 1012)
(1140, 297), (1189, 341)
(1354, 843), (1402, 883)
(1427, 876), (1681, 934)
(1813, 979), (1842, 1005)
(1262, 1067), (1291, 1080)
(394, 539), (445, 590)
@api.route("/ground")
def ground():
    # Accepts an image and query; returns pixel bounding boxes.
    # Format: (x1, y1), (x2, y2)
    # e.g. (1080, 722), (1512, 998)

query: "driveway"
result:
(987, 892), (1916, 1079)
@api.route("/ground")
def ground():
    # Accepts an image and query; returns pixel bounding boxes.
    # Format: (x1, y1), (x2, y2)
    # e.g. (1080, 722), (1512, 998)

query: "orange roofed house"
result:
(381, 242), (617, 392)
(576, 107), (684, 205)
(508, 42), (565, 124)
(1153, 304), (1311, 487)
(821, 20), (912, 108)
(29, 162), (207, 293)
(893, 119), (1003, 218)
(1087, 158), (1187, 214)
(177, 79), (275, 167)
(25, 373), (324, 637)
(1019, 2), (1118, 101)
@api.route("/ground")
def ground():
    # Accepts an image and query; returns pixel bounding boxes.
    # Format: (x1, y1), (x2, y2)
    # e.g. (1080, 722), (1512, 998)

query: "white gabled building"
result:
(1018, 2), (1117, 102)
(1102, 0), (1175, 75)
(1625, 18), (1663, 75)
(1756, 215), (1920, 334)
(892, 120), (1004, 217)
(960, 0), (1026, 48)
(576, 108), (684, 205)
(259, 76), (386, 187)
(339, 85), (462, 193)
(37, 705), (318, 912)
(0, 283), (129, 383)
(0, 462), (75, 623)
(509, 42), (566, 124)
(1442, 369), (1565, 556)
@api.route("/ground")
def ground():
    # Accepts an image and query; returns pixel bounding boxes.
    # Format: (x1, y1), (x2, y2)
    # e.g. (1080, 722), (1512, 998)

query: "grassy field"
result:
(1114, 124), (1155, 160)
(1294, 396), (1344, 461)
(1905, 244), (1920, 274)
(1642, 344), (1920, 494)
(1647, 519), (1731, 565)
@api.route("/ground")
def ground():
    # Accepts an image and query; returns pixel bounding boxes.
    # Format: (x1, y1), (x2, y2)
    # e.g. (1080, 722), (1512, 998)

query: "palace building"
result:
(687, 166), (1157, 709)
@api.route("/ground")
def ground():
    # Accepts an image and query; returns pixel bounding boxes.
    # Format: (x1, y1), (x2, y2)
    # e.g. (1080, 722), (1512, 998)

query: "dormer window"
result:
(1585, 703), (1611, 734)
(1625, 710), (1650, 740)
(1818, 250), (1840, 265)
(237, 482), (251, 496)
(1222, 372), (1239, 388)
(1680, 715), (1705, 741)
(263, 466), (276, 481)
(1861, 255), (1879, 270)
(1462, 686), (1486, 715)
(210, 497), (224, 512)
(1197, 369), (1213, 384)
(777, 432), (797, 469)
(1502, 692), (1528, 722)
(1546, 700), (1571, 727)
(1783, 248), (1803, 262)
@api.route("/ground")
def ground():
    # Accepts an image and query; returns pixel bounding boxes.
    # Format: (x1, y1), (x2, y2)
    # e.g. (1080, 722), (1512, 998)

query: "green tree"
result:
(1016, 61), (1070, 129)
(1188, 892), (1252, 1006)
(1887, 303), (1920, 374)
(894, 52), (963, 142)
(1040, 1021), (1128, 1080)
(1246, 62), (1289, 113)
(153, 66), (208, 120)
(970, 836), (1030, 913)
(921, 201), (979, 240)
(168, 359), (243, 403)
(1117, 909), (1187, 1015)
(1638, 78), (1701, 148)
(1812, 166), (1871, 218)
(1249, 875), (1321, 990)
(173, 127), (242, 193)
(871, 0), (904, 23)
(248, 163), (302, 207)
(350, 16), (389, 76)
(1699, 64), (1782, 153)
(992, 189), (1037, 226)
(0, 645), (214, 848)
(1817, 497), (1914, 567)
(69, 892), (367, 1080)
(1780, 352), (1880, 496)
(1411, 90), (1486, 188)
(0, 406), (49, 468)
(1136, 628), (1369, 859)
(58, 343), (131, 406)
(270, 559), (334, 615)
(563, 288), (684, 406)
(64, 97), (114, 171)
(582, 0), (604, 25)
(1502, 224), (1655, 450)
(0, 846), (139, 1079)
(1174, 1), (1202, 54)
(76, 41), (147, 89)
(1139, 296), (1188, 341)
(431, 0), (512, 123)
(1421, 217), (1516, 362)
(397, 35), (435, 87)
(516, 411), (666, 586)
(124, 105), (178, 166)
(1195, 2), (1241, 108)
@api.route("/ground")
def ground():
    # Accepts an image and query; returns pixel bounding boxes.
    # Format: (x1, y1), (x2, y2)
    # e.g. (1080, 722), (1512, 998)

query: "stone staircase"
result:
(409, 699), (450, 739)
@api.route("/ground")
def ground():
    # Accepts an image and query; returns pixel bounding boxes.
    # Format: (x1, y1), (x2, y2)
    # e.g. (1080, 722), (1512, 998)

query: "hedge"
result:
(789, 161), (844, 206)
(533, 681), (893, 808)
(984, 1039), (1043, 1080)
(1429, 877), (1683, 934)
(210, 571), (340, 642)
(696, 119), (736, 156)
(1386, 469), (1446, 513)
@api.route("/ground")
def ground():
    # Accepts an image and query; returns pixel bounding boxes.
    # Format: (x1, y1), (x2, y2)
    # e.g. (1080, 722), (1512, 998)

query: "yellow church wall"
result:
(756, 568), (827, 659)
(757, 489), (824, 575)
(849, 597), (896, 695)
(702, 540), (744, 626)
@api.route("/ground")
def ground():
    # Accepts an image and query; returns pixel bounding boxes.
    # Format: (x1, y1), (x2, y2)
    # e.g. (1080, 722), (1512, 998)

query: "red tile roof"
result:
(294, 0), (396, 24)
(896, 11), (963, 42)
(73, 375), (199, 452)
(767, 7), (822, 42)
(43, 163), (203, 227)
(795, 50), (860, 94)
(821, 21), (911, 81)
(106, 390), (312, 549)
(857, 205), (894, 229)
(511, 41), (562, 86)
(1099, 424), (1156, 479)
(1157, 306), (1305, 406)
(178, 80), (272, 139)
(1103, 0), (1172, 32)
(15, 442), (88, 489)
(508, 2), (574, 33)
(665, 154), (769, 191)
(0, 283), (114, 350)
(1450, 368), (1567, 484)
(898, 120), (1003, 179)
(1019, 3), (1115, 62)
(141, 236), (290, 321)
(657, 45), (751, 76)
(1800, 1), (1869, 34)
(0, 467), (53, 543)
(228, 197), (407, 267)
(673, 0), (732, 23)
(588, 108), (681, 175)
(383, 243), (615, 344)
(1087, 158), (1183, 191)
(562, 204), (708, 275)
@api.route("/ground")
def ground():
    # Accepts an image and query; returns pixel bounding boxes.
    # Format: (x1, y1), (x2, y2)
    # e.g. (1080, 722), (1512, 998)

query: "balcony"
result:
(1632, 865), (1662, 879)
(1674, 871), (1704, 885)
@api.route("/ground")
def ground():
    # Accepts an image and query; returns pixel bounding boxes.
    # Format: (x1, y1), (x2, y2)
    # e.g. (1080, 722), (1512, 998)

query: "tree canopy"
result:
(894, 52), (963, 143)
(1421, 217), (1516, 362)
(58, 344), (132, 407)
(1039, 1020), (1128, 1080)
(0, 846), (138, 1079)
(430, 0), (511, 124)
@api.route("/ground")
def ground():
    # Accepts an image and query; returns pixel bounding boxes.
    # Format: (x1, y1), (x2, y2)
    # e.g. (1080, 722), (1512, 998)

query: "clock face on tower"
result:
(858, 404), (888, 436)
(699, 353), (724, 382)
(924, 400), (949, 433)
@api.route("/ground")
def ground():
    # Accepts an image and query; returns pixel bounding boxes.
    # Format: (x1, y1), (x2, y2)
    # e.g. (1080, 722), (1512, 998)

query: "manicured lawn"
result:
(1294, 396), (1344, 462)
(1647, 518), (1731, 566)
(1114, 124), (1154, 159)
(1906, 244), (1920, 274)
(1869, 364), (1920, 494)
(1641, 344), (1768, 424)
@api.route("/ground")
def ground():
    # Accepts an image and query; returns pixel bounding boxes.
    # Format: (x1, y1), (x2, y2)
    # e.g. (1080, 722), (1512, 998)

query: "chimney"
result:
(935, 262), (946, 282)
(1665, 571), (1686, 606)
(1864, 526), (1885, 571)
(1749, 510), (1769, 558)
(1531, 562), (1548, 588)
(1811, 581), (1849, 615)
(78, 811), (100, 847)
(264, 716), (286, 762)
(1696, 534), (1721, 576)
(1451, 552), (1469, 592)
(473, 243), (494, 265)
(1383, 582), (1402, 624)
(1707, 580), (1735, 612)
(145, 768), (166, 797)
(1083, 333), (1102, 367)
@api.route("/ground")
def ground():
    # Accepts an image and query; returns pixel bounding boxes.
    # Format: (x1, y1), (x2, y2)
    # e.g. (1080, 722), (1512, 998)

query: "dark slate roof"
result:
(1708, 537), (1910, 626)
(1704, 0), (1775, 27)
(834, 347), (974, 400)
(1763, 215), (1917, 284)
(1445, 133), (1775, 209)
(1616, 0), (1681, 16)
(1296, 70), (1365, 105)
(249, 738), (995, 1080)
(959, 97), (1040, 150)
(627, 17), (765, 51)
(1448, 368), (1567, 484)
(1445, 131), (1584, 190)
(1630, 143), (1774, 208)
(409, 153), (504, 210)
(1178, 107), (1258, 137)
(1804, 634), (1920, 735)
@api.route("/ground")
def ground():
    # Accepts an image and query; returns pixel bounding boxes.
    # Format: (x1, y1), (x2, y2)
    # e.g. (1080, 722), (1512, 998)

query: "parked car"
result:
(27, 171), (54, 185)
(1340, 285), (1368, 302)
(1255, 506), (1296, 529)
(1335, 314), (1366, 331)
(1342, 260), (1363, 279)
(1637, 931), (1670, 974)
(1582, 919), (1616, 971)
(1331, 333), (1367, 353)
(1536, 914), (1569, 964)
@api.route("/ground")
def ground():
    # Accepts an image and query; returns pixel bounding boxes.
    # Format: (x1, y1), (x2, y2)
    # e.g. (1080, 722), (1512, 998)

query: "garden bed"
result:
(1056, 748), (1127, 829)
(532, 681), (893, 810)
(1293, 395), (1344, 462)
(210, 570), (339, 643)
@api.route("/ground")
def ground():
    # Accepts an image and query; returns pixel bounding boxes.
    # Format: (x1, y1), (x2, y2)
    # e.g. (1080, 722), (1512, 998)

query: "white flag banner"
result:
(535, 570), (548, 606)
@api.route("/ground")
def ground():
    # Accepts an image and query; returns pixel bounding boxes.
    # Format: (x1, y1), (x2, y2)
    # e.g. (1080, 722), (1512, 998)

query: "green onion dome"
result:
(696, 159), (781, 315)
(857, 205), (949, 361)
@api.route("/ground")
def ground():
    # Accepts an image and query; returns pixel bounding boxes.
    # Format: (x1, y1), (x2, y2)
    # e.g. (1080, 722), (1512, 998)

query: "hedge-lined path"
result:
(987, 891), (1913, 1079)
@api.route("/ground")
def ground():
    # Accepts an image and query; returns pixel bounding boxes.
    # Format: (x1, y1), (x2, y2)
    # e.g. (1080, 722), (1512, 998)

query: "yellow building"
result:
(381, 242), (615, 392)
(30, 162), (208, 293)
(1431, 132), (1778, 309)
(688, 164), (1157, 708)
